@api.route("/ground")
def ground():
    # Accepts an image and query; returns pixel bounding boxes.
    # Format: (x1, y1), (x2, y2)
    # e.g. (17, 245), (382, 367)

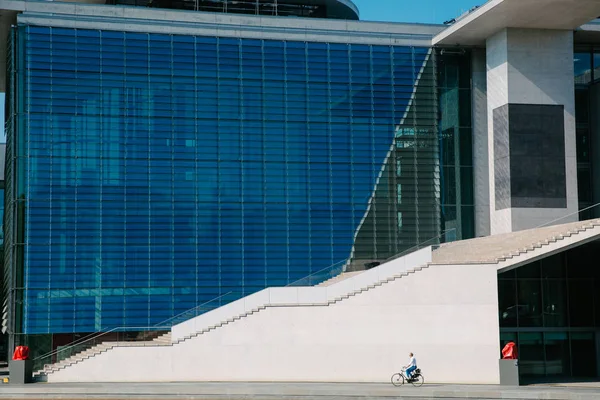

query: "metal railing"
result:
(286, 259), (348, 287)
(32, 326), (170, 373)
(31, 257), (349, 372)
(535, 202), (600, 229)
(31, 291), (248, 372)
(152, 291), (235, 328)
(385, 228), (457, 263)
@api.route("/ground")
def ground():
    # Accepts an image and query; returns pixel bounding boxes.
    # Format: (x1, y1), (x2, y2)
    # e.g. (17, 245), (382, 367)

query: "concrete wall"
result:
(487, 29), (512, 234)
(506, 29), (577, 230)
(487, 28), (578, 234)
(47, 262), (501, 384)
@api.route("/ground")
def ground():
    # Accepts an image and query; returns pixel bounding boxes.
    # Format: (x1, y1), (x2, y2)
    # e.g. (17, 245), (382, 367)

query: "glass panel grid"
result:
(16, 25), (439, 334)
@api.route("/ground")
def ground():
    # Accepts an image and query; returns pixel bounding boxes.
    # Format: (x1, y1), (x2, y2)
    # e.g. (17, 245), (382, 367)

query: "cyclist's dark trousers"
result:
(406, 366), (416, 378)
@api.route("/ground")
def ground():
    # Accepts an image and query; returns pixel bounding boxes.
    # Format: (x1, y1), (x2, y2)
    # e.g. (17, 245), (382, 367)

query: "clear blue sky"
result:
(353, 0), (481, 24)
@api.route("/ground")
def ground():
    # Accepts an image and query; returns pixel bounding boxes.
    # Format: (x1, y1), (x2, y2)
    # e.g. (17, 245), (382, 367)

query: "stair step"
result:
(42, 259), (433, 376)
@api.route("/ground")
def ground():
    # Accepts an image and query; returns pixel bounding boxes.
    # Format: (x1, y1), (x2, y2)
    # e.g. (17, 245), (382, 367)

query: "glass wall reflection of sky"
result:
(18, 25), (430, 334)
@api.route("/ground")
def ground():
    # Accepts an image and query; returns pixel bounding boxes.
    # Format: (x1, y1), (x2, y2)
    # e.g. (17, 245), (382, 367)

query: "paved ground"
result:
(2, 382), (600, 400)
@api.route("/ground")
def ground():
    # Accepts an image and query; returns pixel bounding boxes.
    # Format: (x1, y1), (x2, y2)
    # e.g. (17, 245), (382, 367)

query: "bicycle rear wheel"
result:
(391, 373), (404, 386)
(410, 374), (424, 387)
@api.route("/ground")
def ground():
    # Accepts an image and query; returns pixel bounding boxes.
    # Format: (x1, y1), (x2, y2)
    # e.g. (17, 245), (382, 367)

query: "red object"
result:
(12, 346), (30, 361)
(502, 342), (518, 360)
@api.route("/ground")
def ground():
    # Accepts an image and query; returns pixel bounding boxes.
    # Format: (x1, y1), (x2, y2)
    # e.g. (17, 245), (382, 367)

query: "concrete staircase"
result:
(320, 221), (600, 288)
(171, 264), (429, 343)
(34, 218), (600, 381)
(35, 248), (433, 380)
(35, 332), (172, 378)
(432, 218), (600, 265)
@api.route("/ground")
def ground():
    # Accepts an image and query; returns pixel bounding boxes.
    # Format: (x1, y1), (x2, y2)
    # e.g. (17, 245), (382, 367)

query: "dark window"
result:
(494, 104), (566, 210)
(575, 90), (590, 124)
(544, 332), (570, 377)
(571, 333), (597, 377)
(499, 241), (600, 379)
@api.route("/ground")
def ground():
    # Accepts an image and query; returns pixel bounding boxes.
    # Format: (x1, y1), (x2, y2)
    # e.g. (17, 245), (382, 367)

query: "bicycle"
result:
(391, 367), (425, 387)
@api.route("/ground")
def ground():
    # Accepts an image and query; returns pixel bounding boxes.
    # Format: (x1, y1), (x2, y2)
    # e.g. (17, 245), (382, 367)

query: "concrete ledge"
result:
(0, 0), (443, 46)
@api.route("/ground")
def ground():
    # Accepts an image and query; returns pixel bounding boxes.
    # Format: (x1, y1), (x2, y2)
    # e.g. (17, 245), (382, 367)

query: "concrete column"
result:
(487, 28), (578, 234)
(472, 48), (490, 237)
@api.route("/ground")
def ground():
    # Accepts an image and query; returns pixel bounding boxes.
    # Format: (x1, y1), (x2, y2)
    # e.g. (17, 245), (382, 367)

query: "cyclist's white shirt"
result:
(409, 357), (417, 368)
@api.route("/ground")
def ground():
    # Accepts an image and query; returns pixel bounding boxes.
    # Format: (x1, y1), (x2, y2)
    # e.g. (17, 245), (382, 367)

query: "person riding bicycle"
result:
(405, 352), (417, 380)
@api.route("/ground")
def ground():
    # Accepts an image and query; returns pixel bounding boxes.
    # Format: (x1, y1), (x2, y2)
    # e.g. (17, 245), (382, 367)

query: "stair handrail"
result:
(30, 329), (111, 362)
(384, 227), (457, 263)
(32, 290), (239, 363)
(32, 325), (170, 362)
(152, 291), (234, 327)
(535, 202), (600, 229)
(285, 258), (348, 287)
(33, 258), (349, 365)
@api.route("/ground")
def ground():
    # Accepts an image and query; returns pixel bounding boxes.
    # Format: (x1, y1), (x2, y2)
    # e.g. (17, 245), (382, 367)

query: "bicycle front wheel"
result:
(410, 374), (424, 387)
(391, 373), (404, 387)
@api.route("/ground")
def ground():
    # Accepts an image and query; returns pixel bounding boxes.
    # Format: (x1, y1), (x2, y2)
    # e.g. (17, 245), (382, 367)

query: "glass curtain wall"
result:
(349, 48), (441, 269)
(574, 46), (600, 219)
(7, 24), (440, 338)
(2, 27), (20, 357)
(437, 50), (474, 242)
(499, 241), (600, 380)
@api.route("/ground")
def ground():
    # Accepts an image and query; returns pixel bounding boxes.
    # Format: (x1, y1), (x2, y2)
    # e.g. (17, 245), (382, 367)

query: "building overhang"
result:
(434, 0), (600, 46)
(575, 21), (600, 45)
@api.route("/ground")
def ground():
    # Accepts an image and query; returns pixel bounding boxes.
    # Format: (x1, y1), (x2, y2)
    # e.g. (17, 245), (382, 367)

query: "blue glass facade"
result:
(7, 25), (440, 334)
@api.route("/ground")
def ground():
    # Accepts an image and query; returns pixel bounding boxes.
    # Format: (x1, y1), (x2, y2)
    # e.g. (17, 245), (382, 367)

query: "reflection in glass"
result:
(519, 332), (545, 377)
(577, 168), (592, 203)
(575, 90), (590, 123)
(542, 280), (567, 327)
(437, 51), (474, 243)
(575, 52), (593, 85)
(569, 280), (594, 327)
(517, 279), (543, 327)
(594, 51), (600, 82)
(541, 254), (565, 279)
(499, 278), (517, 327)
(544, 332), (570, 377)
(9, 25), (459, 335)
(500, 332), (517, 345)
(517, 261), (540, 278)
(571, 332), (597, 377)
(499, 241), (600, 379)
